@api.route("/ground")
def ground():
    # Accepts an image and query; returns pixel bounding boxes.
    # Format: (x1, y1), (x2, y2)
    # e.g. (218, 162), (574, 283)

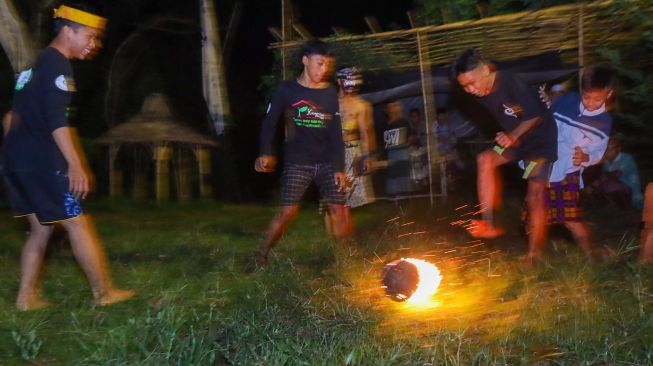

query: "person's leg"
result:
(639, 183), (653, 263)
(257, 205), (300, 263)
(468, 149), (507, 238)
(16, 214), (54, 311)
(327, 203), (348, 239)
(60, 215), (135, 305)
(641, 228), (653, 264)
(564, 221), (593, 257)
(525, 179), (548, 262)
(323, 210), (335, 237)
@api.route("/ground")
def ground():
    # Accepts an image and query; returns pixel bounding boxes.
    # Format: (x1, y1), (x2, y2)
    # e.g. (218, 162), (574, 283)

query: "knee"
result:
(526, 186), (545, 207)
(328, 204), (346, 217)
(477, 151), (498, 170)
(277, 206), (299, 221)
(30, 224), (54, 239)
(59, 215), (86, 232)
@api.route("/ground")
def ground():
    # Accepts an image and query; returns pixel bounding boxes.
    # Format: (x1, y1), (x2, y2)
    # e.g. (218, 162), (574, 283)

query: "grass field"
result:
(1, 198), (652, 365)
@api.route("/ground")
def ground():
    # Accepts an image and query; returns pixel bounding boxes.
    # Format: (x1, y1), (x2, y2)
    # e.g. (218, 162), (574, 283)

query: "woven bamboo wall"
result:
(270, 0), (653, 70)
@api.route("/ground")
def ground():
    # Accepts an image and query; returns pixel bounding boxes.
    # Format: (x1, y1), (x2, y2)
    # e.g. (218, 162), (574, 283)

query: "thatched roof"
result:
(97, 94), (217, 146)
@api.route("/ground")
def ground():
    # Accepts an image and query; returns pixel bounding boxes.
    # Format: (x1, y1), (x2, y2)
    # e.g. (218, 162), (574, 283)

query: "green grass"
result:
(0, 198), (652, 365)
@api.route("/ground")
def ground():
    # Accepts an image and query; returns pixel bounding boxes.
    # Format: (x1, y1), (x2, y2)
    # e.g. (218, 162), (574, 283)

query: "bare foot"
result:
(520, 253), (543, 268)
(16, 295), (50, 311)
(94, 289), (136, 306)
(590, 247), (615, 263)
(466, 219), (505, 239)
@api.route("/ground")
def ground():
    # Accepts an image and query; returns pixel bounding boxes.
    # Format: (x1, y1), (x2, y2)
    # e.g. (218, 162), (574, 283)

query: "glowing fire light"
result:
(381, 258), (443, 303)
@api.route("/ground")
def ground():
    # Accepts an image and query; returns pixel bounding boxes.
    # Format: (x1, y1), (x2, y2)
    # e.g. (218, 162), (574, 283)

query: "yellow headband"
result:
(53, 5), (107, 30)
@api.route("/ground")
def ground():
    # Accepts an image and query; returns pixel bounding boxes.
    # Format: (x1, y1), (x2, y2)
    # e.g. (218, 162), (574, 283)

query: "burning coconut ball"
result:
(381, 258), (442, 302)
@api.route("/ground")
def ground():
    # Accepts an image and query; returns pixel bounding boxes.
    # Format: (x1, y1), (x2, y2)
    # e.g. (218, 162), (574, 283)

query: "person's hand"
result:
(255, 155), (277, 173)
(572, 146), (589, 166)
(495, 132), (516, 148)
(68, 163), (90, 200)
(363, 155), (376, 174)
(334, 172), (346, 192)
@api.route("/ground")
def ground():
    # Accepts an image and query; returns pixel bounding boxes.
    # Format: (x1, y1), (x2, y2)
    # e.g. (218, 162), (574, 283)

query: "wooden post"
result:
(195, 146), (213, 199)
(155, 144), (172, 202)
(416, 31), (442, 205)
(175, 149), (192, 202)
(108, 144), (122, 198)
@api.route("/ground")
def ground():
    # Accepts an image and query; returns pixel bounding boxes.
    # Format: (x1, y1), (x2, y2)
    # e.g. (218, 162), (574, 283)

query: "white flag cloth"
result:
(0, 0), (36, 72)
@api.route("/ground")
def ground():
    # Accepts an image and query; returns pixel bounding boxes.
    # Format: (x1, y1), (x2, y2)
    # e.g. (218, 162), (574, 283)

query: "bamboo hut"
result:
(97, 93), (217, 202)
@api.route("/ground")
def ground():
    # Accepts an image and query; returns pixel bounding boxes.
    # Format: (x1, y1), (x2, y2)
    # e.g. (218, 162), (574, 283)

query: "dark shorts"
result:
(280, 163), (345, 206)
(4, 170), (82, 224)
(492, 145), (553, 181)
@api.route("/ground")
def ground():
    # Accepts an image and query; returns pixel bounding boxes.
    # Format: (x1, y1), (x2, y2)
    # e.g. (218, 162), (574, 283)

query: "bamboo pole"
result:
(155, 144), (172, 202)
(108, 144), (122, 198)
(281, 0), (293, 80)
(195, 146), (213, 198)
(416, 31), (440, 205)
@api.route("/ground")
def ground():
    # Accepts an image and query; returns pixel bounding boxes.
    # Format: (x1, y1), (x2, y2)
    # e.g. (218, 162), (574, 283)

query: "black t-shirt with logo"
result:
(259, 80), (344, 171)
(3, 47), (73, 173)
(475, 71), (557, 161)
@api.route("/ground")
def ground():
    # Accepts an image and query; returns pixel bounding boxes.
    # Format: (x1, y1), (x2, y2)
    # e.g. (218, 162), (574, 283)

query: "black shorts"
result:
(280, 163), (345, 206)
(492, 145), (553, 182)
(4, 170), (83, 224)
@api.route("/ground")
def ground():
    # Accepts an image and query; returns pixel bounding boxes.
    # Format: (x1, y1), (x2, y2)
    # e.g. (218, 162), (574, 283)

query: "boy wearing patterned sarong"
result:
(543, 66), (615, 259)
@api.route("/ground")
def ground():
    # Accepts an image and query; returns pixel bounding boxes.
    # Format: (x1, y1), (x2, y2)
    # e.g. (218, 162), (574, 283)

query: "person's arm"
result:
(52, 126), (90, 199)
(255, 85), (285, 173)
(2, 111), (13, 136)
(496, 116), (541, 148)
(357, 100), (376, 159)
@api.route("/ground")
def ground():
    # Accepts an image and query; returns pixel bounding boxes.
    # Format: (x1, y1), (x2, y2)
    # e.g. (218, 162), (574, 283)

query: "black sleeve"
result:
(43, 59), (73, 133)
(259, 84), (286, 156)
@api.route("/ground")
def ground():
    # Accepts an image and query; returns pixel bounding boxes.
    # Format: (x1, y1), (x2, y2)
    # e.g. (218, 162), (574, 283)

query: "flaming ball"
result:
(381, 258), (442, 302)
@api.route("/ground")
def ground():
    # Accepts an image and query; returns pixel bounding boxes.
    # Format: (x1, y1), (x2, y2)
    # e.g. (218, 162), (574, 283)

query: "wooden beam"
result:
(281, 0), (294, 79)
(293, 23), (313, 40)
(268, 26), (282, 41)
(223, 0), (243, 65)
(364, 16), (382, 33)
(331, 26), (345, 36)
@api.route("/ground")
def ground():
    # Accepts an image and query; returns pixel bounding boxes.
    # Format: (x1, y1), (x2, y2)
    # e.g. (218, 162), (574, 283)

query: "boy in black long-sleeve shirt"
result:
(254, 40), (346, 265)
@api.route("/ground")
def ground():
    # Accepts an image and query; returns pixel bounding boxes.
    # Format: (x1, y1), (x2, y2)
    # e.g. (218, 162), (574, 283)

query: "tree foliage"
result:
(413, 0), (578, 25)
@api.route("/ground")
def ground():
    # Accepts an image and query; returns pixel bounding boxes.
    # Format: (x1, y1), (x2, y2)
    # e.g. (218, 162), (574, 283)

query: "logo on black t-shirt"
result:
(502, 103), (522, 118)
(291, 99), (331, 128)
(55, 75), (76, 92)
(15, 69), (33, 91)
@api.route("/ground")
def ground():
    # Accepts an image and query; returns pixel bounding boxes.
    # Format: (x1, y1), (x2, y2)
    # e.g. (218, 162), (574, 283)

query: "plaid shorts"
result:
(280, 163), (345, 206)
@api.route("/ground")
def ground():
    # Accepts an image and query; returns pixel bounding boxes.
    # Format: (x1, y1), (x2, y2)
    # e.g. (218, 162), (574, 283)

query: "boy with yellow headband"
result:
(2, 1), (134, 310)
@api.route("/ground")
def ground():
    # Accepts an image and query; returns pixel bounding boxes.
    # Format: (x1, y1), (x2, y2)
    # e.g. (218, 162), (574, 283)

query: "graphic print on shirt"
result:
(384, 127), (407, 148)
(291, 99), (332, 128)
(502, 103), (522, 118)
